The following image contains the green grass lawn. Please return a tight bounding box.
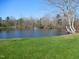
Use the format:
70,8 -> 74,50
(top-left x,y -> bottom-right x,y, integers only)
0,34 -> 79,59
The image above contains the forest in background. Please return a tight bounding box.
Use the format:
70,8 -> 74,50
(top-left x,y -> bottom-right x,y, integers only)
0,14 -> 79,32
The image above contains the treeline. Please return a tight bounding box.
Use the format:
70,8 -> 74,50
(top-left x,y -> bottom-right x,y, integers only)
0,15 -> 79,31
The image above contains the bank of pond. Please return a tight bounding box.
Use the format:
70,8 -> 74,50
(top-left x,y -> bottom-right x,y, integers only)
0,34 -> 79,59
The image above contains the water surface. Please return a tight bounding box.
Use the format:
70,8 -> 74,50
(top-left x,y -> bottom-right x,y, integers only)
0,29 -> 67,39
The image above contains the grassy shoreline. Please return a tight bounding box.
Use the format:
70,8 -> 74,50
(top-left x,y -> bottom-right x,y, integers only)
0,33 -> 79,59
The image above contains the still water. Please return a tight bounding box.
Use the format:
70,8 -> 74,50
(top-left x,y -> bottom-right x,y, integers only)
0,29 -> 67,38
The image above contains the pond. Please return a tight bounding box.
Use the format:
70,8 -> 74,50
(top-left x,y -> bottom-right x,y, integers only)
0,29 -> 67,39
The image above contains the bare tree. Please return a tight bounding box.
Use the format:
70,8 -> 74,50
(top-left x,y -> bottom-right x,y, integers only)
45,0 -> 79,33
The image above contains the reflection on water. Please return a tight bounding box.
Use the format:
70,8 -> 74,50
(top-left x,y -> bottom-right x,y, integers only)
0,28 -> 67,39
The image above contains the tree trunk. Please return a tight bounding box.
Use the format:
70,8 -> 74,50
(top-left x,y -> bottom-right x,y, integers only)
66,19 -> 76,33
66,12 -> 76,34
71,15 -> 76,32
